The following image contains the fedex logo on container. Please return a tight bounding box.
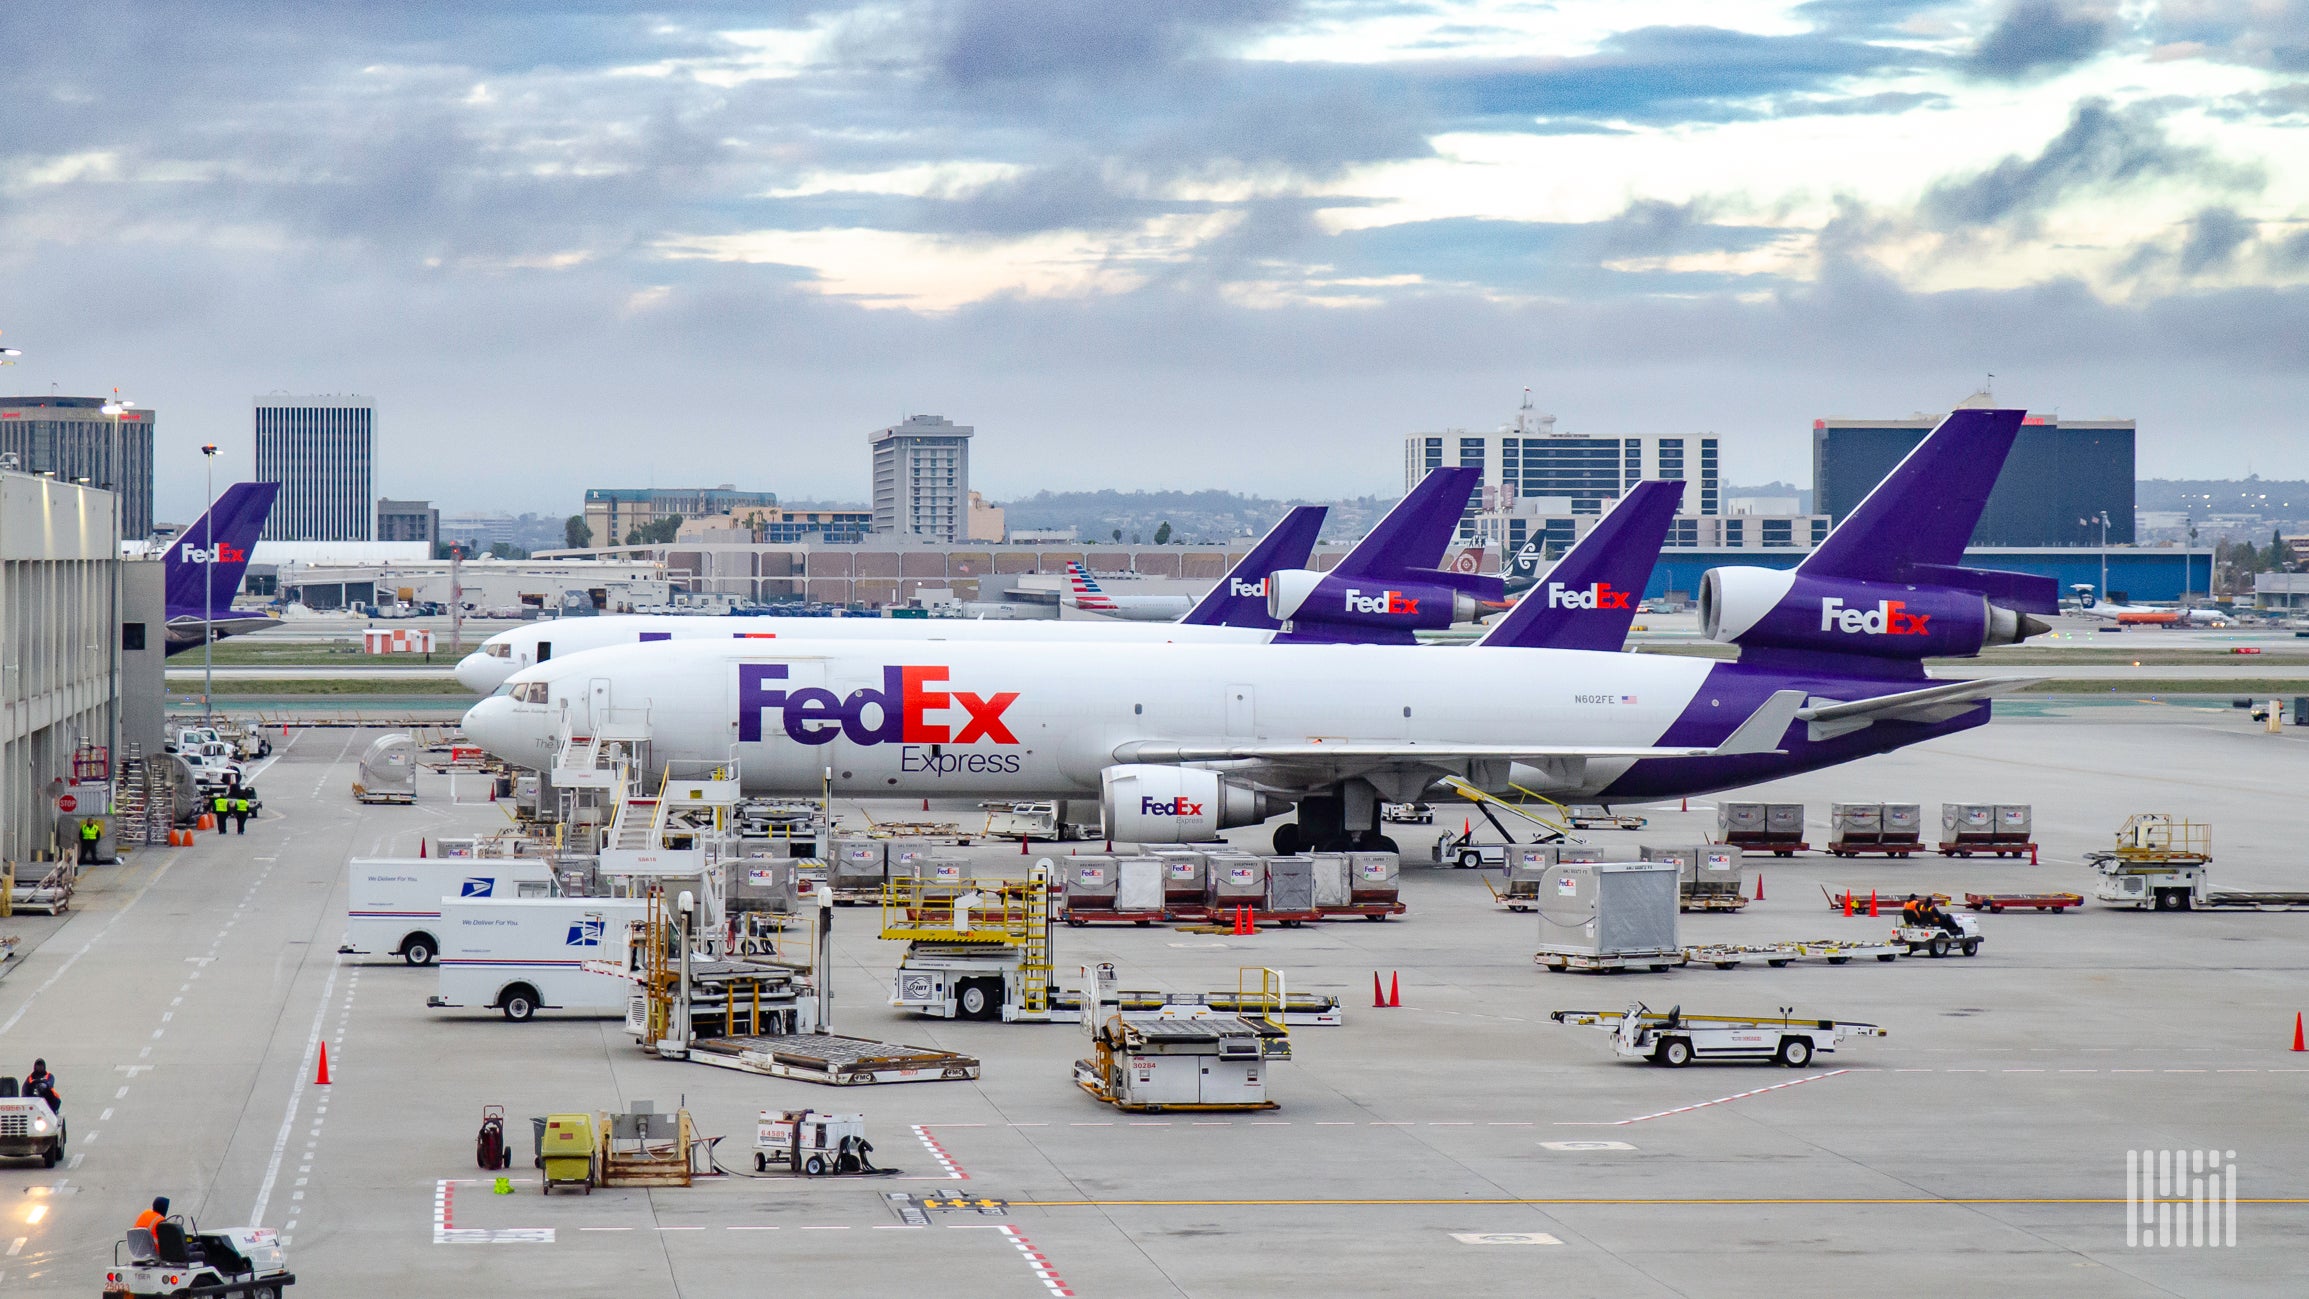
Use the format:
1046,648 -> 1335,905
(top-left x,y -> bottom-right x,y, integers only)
1139,796 -> 1205,817
1545,581 -> 1631,611
738,664 -> 1020,747
1819,596 -> 1931,636
1227,576 -> 1268,597
1343,588 -> 1420,616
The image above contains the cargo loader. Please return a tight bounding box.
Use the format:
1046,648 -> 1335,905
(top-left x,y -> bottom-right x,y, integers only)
2088,815 -> 2309,911
1551,1003 -> 1885,1068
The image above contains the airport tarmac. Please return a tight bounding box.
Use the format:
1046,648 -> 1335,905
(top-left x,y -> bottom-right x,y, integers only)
1,702 -> 2303,1296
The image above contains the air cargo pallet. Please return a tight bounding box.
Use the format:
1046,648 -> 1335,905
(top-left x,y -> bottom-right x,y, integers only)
1536,950 -> 1687,973
1318,901 -> 1407,921
1824,841 -> 1926,858
1679,892 -> 1749,913
1683,940 -> 1902,968
681,1032 -> 980,1085
1938,841 -> 2038,859
1723,838 -> 1809,858
1060,907 -> 1169,927
1964,892 -> 2081,913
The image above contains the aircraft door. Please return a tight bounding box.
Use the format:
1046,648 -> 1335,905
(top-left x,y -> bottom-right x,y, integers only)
1225,684 -> 1256,738
588,677 -> 611,732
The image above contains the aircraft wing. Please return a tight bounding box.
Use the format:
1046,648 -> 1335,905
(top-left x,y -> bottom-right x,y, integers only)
1111,690 -> 1804,783
1795,677 -> 2039,741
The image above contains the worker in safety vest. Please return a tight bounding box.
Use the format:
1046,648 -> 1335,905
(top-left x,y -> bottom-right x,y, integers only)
230,793 -> 252,835
1918,897 -> 1964,938
133,1196 -> 169,1233
78,817 -> 103,864
212,792 -> 231,835
24,1058 -> 60,1112
1899,895 -> 1924,926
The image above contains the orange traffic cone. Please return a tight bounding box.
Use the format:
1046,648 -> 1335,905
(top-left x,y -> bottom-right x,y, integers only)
315,1041 -> 332,1086
1388,973 -> 1401,1008
420,839 -> 428,858
1681,797 -> 1688,812
1754,872 -> 1764,901
1868,891 -> 1879,919
2293,1013 -> 2305,1053
1373,973 -> 1386,1008
1842,892 -> 1854,917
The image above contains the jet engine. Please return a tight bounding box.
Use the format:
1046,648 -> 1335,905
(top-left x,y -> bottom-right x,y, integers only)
1100,766 -> 1280,844
1699,567 -> 2047,661
1265,570 -> 1480,635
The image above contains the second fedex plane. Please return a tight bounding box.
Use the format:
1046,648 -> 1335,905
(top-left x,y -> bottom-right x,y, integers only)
159,482 -> 282,653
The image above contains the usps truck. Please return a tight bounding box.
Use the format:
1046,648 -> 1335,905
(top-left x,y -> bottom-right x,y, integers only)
427,896 -> 649,1021
341,857 -> 562,966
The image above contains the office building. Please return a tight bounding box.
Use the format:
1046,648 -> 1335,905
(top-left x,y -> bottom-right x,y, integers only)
376,498 -> 439,546
0,395 -> 155,539
255,394 -> 374,541
871,414 -> 972,541
1813,412 -> 2135,547
583,486 -> 779,549
1408,397 -> 1725,558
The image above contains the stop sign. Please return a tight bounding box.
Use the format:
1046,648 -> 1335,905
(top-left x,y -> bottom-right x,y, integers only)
58,793 -> 78,813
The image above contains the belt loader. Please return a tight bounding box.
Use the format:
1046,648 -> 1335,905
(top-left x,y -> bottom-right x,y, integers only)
1551,1003 -> 1885,1068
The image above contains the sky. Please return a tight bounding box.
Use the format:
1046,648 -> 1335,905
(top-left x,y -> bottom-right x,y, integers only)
2,1 -> 2305,521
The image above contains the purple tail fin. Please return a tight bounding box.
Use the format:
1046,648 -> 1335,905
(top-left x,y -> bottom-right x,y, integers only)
1476,480 -> 1682,651
1800,407 -> 2054,612
1177,505 -> 1326,628
163,482 -> 278,619
1333,468 -> 1481,582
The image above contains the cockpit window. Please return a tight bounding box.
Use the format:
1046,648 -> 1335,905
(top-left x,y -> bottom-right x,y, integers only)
511,682 -> 551,704
490,682 -> 514,698
484,643 -> 511,658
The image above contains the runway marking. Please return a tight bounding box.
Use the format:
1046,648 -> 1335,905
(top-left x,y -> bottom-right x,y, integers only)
1556,1070 -> 1851,1126
432,1178 -> 556,1244
992,1224 -> 1075,1298
250,957 -> 344,1228
911,1125 -> 968,1180
1002,1196 -> 2309,1208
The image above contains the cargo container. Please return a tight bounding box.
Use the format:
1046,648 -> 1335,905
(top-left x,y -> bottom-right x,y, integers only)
1153,850 -> 1208,910
828,839 -> 887,897
1828,804 -> 1923,858
1716,802 -> 1807,855
1347,851 -> 1401,907
1309,853 -> 1351,909
1115,858 -> 1165,914
725,858 -> 799,914
1937,803 -> 2036,857
1640,844 -> 1747,911
1062,857 -> 1119,912
1206,855 -> 1268,904
1534,862 -> 1681,971
1266,856 -> 1316,915
1883,803 -> 1923,844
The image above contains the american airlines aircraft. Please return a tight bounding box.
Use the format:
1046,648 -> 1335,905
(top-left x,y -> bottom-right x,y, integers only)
465,408 -> 2051,852
1061,562 -> 1193,621
453,468 -> 1487,693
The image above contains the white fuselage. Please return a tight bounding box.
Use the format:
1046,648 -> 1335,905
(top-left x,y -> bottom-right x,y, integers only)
455,613 -> 1266,693
463,636 -> 1721,802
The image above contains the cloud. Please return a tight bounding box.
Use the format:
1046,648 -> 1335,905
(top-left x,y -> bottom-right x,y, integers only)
1966,2 -> 2116,80
2176,205 -> 2257,274
1921,97 -> 2251,230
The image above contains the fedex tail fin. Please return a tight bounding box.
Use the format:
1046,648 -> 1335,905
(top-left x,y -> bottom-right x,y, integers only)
1331,467 -> 1489,590
1799,405 -> 2055,612
1177,505 -> 1325,628
164,482 -> 277,619
1477,480 -> 1682,650
1064,561 -> 1117,611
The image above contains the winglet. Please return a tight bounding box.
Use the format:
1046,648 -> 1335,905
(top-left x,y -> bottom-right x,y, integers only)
1476,480 -> 1682,650
1710,689 -> 1806,756
1178,505 -> 1327,628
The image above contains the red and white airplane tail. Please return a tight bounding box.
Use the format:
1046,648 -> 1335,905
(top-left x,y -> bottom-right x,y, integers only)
1064,561 -> 1119,611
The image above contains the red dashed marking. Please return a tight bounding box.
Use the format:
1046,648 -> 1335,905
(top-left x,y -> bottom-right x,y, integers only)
1001,1224 -> 1075,1297
911,1124 -> 967,1180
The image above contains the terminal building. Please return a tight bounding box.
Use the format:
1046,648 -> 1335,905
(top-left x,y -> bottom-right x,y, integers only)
0,395 -> 156,540
1814,412 -> 2135,546
256,394 -> 375,541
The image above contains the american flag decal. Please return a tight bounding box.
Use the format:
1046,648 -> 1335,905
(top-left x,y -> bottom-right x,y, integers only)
1621,695 -> 1638,704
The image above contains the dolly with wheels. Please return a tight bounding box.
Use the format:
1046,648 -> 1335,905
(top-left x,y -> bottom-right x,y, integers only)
1550,1003 -> 1885,1067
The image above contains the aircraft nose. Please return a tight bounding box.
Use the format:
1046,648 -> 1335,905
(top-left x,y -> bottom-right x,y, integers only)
455,651 -> 510,694
462,696 -> 514,759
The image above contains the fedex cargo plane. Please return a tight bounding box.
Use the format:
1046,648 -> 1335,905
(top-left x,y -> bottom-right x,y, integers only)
453,468 -> 1484,694
161,482 -> 280,654
466,407 -> 2054,853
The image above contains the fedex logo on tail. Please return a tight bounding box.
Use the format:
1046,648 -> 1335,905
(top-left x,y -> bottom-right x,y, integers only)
1227,576 -> 1268,598
739,664 -> 1020,747
1545,581 -> 1631,611
1819,596 -> 1931,636
1343,588 -> 1420,616
181,542 -> 247,565
1139,796 -> 1205,817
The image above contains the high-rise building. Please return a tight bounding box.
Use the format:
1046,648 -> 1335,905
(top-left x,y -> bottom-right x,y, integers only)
255,395 -> 374,541
0,396 -> 156,539
1406,397 -> 1723,555
376,498 -> 439,546
870,414 -> 972,541
1813,413 -> 2135,547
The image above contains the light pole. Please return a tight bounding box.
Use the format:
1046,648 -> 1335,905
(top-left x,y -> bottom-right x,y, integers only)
201,443 -> 218,722
2080,511 -> 2110,603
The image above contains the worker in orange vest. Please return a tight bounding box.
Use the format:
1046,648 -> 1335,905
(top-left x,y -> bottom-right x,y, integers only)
133,1196 -> 170,1233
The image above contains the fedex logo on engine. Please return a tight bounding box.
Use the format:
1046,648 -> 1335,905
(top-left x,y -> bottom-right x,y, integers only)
738,664 -> 1020,747
1545,581 -> 1631,611
1819,596 -> 1931,636
181,543 -> 246,564
1227,577 -> 1268,597
1139,796 -> 1205,817
1343,588 -> 1420,616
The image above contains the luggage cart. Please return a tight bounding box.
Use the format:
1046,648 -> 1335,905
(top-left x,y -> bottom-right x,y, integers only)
1964,892 -> 2080,913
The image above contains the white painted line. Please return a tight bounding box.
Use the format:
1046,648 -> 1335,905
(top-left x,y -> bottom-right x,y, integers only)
1558,1070 -> 1852,1127
250,957 -> 342,1228
100,1108 -> 114,1121
5,1239 -> 21,1257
